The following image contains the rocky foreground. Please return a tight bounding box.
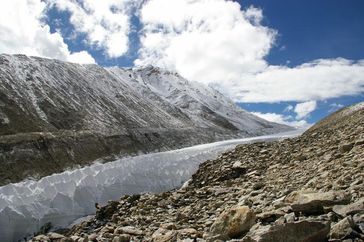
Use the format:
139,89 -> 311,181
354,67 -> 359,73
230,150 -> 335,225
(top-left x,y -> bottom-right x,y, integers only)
31,103 -> 364,242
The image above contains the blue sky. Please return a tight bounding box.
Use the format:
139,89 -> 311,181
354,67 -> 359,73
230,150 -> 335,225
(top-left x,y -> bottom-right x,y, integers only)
1,0 -> 364,126
238,0 -> 364,124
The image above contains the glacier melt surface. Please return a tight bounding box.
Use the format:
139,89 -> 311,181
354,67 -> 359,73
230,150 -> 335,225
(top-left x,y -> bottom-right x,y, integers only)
0,131 -> 301,242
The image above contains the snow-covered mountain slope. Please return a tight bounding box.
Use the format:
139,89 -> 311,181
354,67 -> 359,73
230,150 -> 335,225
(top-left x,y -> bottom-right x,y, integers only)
0,130 -> 301,242
0,54 -> 290,136
0,54 -> 293,185
108,66 -> 283,133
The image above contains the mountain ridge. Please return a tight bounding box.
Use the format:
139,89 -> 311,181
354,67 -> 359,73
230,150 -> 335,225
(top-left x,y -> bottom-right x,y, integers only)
0,54 -> 292,185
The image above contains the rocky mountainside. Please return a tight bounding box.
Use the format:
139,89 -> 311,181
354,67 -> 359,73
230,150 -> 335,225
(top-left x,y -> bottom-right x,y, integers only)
0,54 -> 291,185
36,102 -> 364,242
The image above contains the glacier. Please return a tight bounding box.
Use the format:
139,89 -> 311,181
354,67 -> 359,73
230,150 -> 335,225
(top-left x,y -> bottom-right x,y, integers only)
0,130 -> 301,242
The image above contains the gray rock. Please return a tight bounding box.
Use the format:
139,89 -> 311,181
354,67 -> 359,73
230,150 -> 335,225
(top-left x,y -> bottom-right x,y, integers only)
33,235 -> 50,242
333,198 -> 364,217
330,216 -> 355,240
243,221 -> 330,242
284,212 -> 296,223
285,190 -> 351,214
47,232 -> 65,240
114,226 -> 143,236
339,143 -> 354,153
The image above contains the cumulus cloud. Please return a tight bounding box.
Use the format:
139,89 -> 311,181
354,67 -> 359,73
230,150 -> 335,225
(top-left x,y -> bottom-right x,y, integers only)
50,0 -> 141,58
0,0 -> 95,64
294,101 -> 317,119
234,59 -> 364,103
135,0 -> 364,104
135,0 -> 275,83
68,50 -> 96,64
251,112 -> 309,128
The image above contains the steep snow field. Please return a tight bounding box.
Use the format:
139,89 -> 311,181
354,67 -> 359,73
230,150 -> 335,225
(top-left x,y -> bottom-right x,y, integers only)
0,131 -> 302,242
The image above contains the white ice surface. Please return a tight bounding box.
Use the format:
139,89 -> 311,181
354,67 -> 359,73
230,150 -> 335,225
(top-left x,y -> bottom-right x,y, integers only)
0,130 -> 302,242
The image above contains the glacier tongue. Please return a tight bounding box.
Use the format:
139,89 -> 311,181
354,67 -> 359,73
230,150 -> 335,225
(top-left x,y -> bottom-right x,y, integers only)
0,131 -> 301,242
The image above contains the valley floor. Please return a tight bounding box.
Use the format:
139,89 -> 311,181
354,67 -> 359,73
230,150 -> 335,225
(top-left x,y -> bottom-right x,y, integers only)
0,130 -> 300,242
36,104 -> 364,242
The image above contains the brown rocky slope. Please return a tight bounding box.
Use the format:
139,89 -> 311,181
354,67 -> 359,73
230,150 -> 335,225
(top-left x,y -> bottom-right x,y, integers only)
32,102 -> 364,242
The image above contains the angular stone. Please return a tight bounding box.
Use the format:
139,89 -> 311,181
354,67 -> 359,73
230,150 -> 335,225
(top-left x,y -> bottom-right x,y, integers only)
152,228 -> 177,242
333,198 -> 364,217
339,143 -> 354,153
48,232 -> 65,240
285,190 -> 351,214
114,226 -> 143,235
210,206 -> 256,239
329,216 -> 355,240
242,221 -> 330,242
284,212 -> 296,223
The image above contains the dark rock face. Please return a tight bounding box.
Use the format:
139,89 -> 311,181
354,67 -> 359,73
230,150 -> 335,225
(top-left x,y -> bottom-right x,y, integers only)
43,102 -> 363,242
0,128 -> 216,185
0,54 -> 291,185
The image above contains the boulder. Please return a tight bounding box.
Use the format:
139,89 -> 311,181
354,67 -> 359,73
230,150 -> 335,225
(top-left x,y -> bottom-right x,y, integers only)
329,216 -> 355,240
285,190 -> 351,214
333,198 -> 364,217
210,206 -> 255,239
242,221 -> 330,242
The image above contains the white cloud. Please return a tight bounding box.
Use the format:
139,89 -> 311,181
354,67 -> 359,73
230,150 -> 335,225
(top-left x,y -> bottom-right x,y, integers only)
251,112 -> 309,128
135,0 -> 364,104
68,50 -> 96,64
1,0 -> 363,107
294,101 -> 317,119
0,0 -> 95,64
233,58 -> 364,103
50,0 -> 141,58
135,0 -> 275,83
